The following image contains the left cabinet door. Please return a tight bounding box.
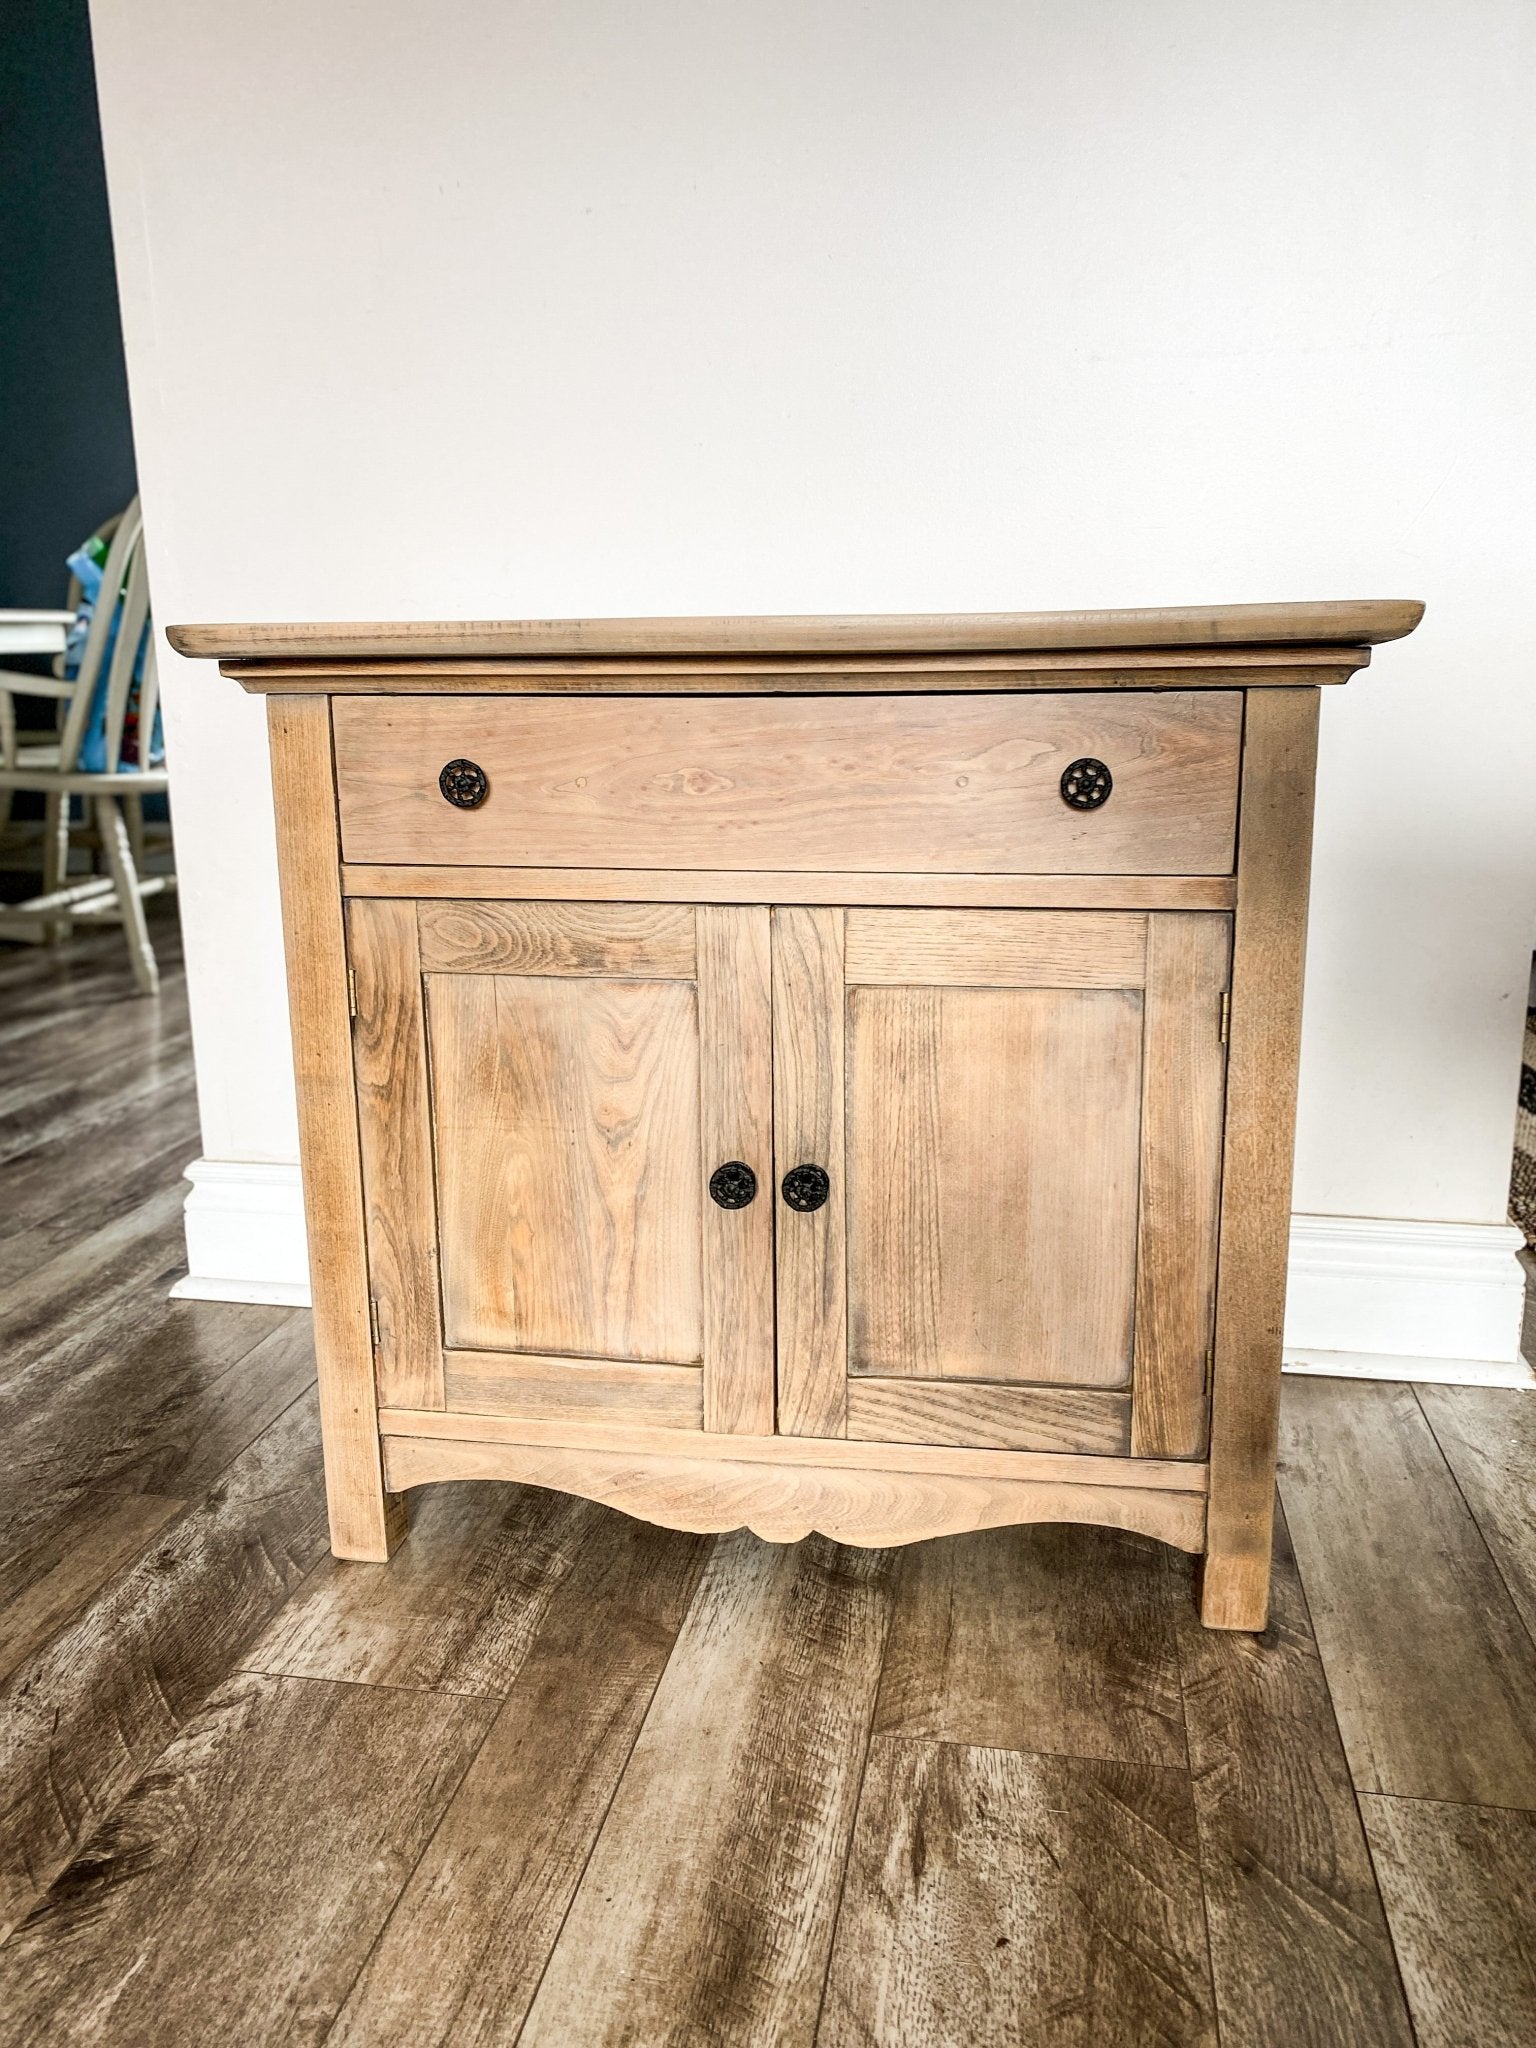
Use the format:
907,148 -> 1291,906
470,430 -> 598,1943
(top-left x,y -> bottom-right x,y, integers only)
347,898 -> 775,1436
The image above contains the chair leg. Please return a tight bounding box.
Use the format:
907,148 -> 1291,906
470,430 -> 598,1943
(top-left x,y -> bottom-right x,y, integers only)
41,793 -> 74,943
95,794 -> 159,995
124,791 -> 146,875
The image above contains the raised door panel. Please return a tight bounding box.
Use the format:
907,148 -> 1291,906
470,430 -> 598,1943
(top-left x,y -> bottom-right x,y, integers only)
774,906 -> 1229,1458
349,899 -> 774,1435
428,971 -> 702,1361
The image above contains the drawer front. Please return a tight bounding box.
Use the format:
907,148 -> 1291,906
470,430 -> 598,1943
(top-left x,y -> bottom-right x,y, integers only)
333,690 -> 1241,875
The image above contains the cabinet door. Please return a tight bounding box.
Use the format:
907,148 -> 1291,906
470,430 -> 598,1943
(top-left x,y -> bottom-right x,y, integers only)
773,907 -> 1228,1458
348,899 -> 774,1435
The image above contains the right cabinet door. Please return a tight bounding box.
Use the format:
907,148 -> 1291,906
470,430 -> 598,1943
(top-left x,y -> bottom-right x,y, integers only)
772,907 -> 1230,1459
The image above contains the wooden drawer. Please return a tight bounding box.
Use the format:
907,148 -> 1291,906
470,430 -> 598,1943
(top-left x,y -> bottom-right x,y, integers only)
332,691 -> 1242,875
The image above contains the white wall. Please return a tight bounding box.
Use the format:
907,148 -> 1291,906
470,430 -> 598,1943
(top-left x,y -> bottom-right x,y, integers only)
92,0 -> 1536,1360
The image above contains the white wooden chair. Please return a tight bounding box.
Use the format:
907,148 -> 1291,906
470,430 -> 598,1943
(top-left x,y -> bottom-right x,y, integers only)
0,499 -> 174,993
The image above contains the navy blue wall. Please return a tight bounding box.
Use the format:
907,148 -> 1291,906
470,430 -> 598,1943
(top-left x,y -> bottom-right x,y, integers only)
0,0 -> 136,606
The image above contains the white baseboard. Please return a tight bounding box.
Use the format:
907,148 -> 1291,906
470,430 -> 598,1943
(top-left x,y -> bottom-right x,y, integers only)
1283,1214 -> 1532,1388
169,1157 -> 313,1308
166,1162 -> 1532,1388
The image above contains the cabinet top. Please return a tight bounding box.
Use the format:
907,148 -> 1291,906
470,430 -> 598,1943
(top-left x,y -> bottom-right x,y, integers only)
168,598 -> 1422,667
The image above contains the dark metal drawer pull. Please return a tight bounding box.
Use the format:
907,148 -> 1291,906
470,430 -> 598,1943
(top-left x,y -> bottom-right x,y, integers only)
1060,757 -> 1112,809
439,758 -> 489,808
781,1164 -> 830,1212
709,1161 -> 758,1209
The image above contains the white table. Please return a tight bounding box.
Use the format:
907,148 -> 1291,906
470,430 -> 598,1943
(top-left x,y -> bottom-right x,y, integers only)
0,610 -> 74,658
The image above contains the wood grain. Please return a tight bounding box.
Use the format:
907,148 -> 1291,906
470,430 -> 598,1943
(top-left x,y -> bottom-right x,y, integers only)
427,971 -> 703,1363
1416,1381 -> 1536,1641
380,1434 -> 1207,1551
1131,912 -> 1230,1458
1170,1500 -> 1415,2047
846,983 -> 1142,1386
773,906 -> 848,1436
1202,688 -> 1320,1628
345,863 -> 1239,910
697,904 -> 775,1433
844,905 -> 1148,986
267,694 -> 405,1559
1362,1794 -> 1536,2048
819,1741 -> 1216,2048
328,1509 -> 708,2047
0,1670 -> 493,2047
444,1350 -> 703,1428
243,1480 -> 606,1698
1279,1375 -> 1536,1804
0,1389 -> 329,1943
0,1492 -> 184,1687
876,1522 -> 1187,1765
377,1405 -> 1206,1488
417,898 -> 695,977
518,1532 -> 892,2048
168,595 -> 1424,661
331,691 -> 1243,875
845,1377 -> 1131,1454
348,896 -> 443,1409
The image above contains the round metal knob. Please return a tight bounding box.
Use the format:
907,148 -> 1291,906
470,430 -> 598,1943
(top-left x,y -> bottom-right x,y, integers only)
708,1161 -> 758,1209
1060,757 -> 1112,810
781,1163 -> 831,1213
439,758 -> 489,809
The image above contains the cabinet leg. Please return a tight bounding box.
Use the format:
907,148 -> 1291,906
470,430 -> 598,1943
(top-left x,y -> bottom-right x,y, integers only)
326,1472 -> 410,1562
1198,1546 -> 1273,1631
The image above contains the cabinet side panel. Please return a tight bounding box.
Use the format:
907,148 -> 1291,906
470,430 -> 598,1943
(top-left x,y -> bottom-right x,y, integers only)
773,906 -> 849,1437
266,695 -> 405,1559
1203,690 -> 1320,1627
1131,913 -> 1232,1458
347,897 -> 444,1410
698,905 -> 775,1434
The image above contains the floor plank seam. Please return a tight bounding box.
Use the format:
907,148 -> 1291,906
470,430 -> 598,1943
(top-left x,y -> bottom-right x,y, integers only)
1275,1475 -> 1424,2037
1410,1379 -> 1536,1675
495,1530 -> 722,2048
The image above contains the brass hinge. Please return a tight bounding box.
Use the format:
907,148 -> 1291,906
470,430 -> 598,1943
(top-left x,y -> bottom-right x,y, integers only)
1205,1344 -> 1216,1396
368,1295 -> 380,1351
347,965 -> 358,1020
1219,990 -> 1231,1044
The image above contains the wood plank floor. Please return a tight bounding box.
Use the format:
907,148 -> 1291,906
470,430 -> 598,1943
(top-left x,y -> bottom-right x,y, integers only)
2,915 -> 1535,2043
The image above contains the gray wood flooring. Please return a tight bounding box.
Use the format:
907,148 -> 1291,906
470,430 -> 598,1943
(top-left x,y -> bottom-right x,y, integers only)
2,916 -> 1534,2045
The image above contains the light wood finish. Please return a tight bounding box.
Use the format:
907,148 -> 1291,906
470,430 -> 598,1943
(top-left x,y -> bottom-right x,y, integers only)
379,1433 -> 1208,1551
843,904 -> 1148,986
1130,913 -> 1231,1457
219,650 -> 1368,693
267,695 -> 406,1559
845,1378 -> 1131,1454
168,595 -> 1424,660
443,1350 -> 703,1428
772,906 -> 848,1437
347,897 -> 442,1410
417,896 -> 696,977
1361,1795 -> 1536,2048
820,1741 -> 1215,2048
428,970 -> 704,1363
331,691 -> 1243,875
375,1404 -> 1207,1489
345,862 -> 1239,909
1279,1375 -> 1536,1805
697,904 -> 775,1433
1200,688 -> 1319,1627
846,980 -> 1143,1388
1171,1501 -> 1416,2046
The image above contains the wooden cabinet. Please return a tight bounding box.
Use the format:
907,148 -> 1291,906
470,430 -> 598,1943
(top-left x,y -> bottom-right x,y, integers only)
172,600 -> 1423,1629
